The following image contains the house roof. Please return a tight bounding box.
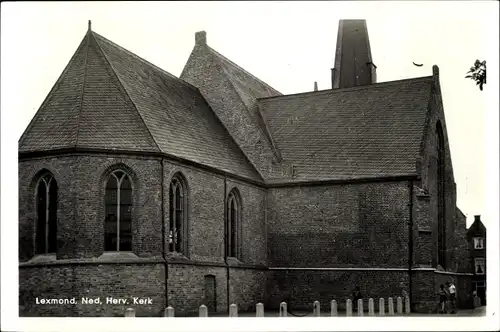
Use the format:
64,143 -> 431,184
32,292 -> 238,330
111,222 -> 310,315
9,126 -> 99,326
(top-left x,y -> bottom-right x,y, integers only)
467,216 -> 487,237
19,30 -> 262,181
258,76 -> 433,181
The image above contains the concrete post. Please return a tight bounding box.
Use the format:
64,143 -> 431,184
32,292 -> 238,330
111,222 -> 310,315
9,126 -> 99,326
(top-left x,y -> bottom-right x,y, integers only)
256,303 -> 264,317
346,299 -> 352,316
388,297 -> 394,315
199,304 -> 208,317
397,297 -> 403,314
165,306 -> 175,317
124,308 -> 135,317
405,296 -> 411,314
229,304 -> 238,317
331,300 -> 338,316
279,302 -> 287,317
379,298 -> 385,316
368,298 -> 374,316
313,301 -> 320,317
357,299 -> 363,316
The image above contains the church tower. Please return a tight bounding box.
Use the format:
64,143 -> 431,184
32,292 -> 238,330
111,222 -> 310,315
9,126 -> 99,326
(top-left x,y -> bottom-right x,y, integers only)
331,19 -> 377,89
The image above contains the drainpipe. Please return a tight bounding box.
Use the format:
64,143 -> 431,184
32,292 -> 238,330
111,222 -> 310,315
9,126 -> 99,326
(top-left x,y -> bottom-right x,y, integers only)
161,159 -> 169,307
408,180 -> 414,311
224,175 -> 230,312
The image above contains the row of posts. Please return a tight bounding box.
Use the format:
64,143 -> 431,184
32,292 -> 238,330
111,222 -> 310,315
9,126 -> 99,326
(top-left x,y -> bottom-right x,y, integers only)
125,296 -> 410,317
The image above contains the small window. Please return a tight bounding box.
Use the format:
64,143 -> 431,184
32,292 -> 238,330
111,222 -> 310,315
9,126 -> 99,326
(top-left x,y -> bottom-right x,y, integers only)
473,237 -> 484,249
475,258 -> 485,275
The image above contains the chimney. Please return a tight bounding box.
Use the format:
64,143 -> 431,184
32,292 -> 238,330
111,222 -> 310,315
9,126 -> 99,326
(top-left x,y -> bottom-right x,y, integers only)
314,82 -> 318,91
474,215 -> 481,222
195,31 -> 207,46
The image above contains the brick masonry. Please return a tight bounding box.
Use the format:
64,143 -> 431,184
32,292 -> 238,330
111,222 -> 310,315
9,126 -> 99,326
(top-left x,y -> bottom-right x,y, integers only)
267,181 -> 410,268
19,154 -> 268,316
266,269 -> 409,311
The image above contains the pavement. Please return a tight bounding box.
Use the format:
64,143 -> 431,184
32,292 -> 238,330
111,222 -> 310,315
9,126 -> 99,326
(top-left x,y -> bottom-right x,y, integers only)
208,306 -> 486,317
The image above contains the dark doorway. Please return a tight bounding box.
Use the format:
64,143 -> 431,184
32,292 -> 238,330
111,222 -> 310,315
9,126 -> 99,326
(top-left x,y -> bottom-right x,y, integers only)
204,275 -> 216,313
475,281 -> 486,305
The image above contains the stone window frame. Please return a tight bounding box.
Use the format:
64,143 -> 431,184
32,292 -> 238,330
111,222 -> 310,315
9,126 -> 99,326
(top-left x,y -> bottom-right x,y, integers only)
225,188 -> 242,260
474,257 -> 485,275
34,170 -> 58,255
168,172 -> 189,255
473,237 -> 484,250
102,165 -> 136,253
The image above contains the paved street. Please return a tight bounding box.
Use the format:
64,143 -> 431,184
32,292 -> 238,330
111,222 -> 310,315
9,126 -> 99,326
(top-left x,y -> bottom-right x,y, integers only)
208,306 -> 486,318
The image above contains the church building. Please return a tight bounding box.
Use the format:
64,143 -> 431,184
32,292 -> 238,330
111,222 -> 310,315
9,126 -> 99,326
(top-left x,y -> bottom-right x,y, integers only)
19,19 -> 472,316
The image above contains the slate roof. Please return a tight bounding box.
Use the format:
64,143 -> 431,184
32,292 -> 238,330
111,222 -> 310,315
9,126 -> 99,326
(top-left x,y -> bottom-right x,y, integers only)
467,217 -> 486,237
258,77 -> 434,181
19,30 -> 262,181
208,47 -> 282,107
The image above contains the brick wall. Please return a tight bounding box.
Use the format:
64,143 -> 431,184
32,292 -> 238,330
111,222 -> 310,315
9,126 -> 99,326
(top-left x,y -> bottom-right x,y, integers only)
19,154 -> 163,260
416,68 -> 459,271
19,262 -> 165,317
19,154 -> 268,316
267,181 -> 410,268
267,269 -> 409,311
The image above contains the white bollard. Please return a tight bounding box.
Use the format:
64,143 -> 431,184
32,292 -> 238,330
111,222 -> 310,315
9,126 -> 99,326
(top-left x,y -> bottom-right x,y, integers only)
388,297 -> 394,316
346,299 -> 352,316
280,302 -> 287,317
124,308 -> 135,317
368,298 -> 375,316
405,296 -> 411,314
313,301 -> 320,317
357,299 -> 363,316
229,304 -> 238,317
379,298 -> 385,316
397,297 -> 403,314
164,306 -> 175,317
199,304 -> 208,317
256,303 -> 264,317
331,300 -> 338,316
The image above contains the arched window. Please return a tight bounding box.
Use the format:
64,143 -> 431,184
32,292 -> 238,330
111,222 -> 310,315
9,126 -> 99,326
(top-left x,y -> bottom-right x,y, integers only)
104,170 -> 132,251
36,172 -> 58,254
169,174 -> 188,254
226,189 -> 241,258
436,121 -> 446,267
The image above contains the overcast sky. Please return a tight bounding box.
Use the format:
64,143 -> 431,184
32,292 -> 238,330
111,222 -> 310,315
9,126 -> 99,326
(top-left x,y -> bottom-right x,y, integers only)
1,1 -> 498,227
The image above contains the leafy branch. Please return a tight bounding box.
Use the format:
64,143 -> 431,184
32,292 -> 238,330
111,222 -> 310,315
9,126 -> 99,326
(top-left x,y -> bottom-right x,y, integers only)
465,60 -> 486,91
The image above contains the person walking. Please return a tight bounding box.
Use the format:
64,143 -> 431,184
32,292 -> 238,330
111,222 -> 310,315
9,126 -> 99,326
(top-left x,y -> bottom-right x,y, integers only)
438,284 -> 448,314
446,281 -> 457,314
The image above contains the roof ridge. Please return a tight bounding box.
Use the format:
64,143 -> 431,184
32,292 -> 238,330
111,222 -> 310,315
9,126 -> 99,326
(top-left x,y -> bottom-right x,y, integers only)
91,32 -> 197,91
258,76 -> 434,102
208,46 -> 282,95
74,31 -> 91,148
92,32 -> 162,153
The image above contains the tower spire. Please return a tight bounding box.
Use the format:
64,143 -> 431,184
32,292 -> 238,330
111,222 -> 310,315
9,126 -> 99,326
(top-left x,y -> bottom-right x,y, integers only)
332,20 -> 377,89
88,20 -> 92,31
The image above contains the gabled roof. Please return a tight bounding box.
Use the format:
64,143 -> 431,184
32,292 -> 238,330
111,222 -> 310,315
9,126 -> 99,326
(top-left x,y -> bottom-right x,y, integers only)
258,77 -> 433,181
467,216 -> 487,237
19,29 -> 262,181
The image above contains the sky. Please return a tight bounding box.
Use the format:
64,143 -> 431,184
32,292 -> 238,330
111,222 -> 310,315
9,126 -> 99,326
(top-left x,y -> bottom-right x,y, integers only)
1,1 -> 499,330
